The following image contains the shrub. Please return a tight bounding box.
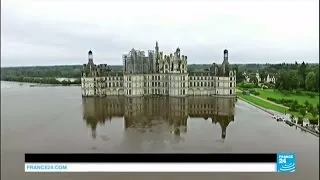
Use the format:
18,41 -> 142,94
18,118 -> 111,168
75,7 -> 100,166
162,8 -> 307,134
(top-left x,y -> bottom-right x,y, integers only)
306,92 -> 316,98
253,92 -> 260,96
289,103 -> 297,111
248,89 -> 260,96
239,83 -> 255,89
295,89 -> 302,95
297,117 -> 303,124
267,97 -> 277,102
307,104 -> 314,113
309,119 -> 319,125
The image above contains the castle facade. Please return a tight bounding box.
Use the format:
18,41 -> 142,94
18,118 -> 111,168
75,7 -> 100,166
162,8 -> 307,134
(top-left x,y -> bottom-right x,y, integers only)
81,42 -> 236,97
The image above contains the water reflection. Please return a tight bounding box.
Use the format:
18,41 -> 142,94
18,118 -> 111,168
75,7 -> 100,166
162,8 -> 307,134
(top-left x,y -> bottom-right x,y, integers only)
82,96 -> 235,141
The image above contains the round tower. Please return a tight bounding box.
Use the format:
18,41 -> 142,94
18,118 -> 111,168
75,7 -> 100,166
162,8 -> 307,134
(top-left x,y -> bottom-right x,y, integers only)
176,47 -> 180,58
88,50 -> 94,66
223,49 -> 228,62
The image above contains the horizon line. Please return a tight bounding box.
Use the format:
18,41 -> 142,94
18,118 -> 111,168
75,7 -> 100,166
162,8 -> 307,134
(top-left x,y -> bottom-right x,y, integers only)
1,62 -> 319,68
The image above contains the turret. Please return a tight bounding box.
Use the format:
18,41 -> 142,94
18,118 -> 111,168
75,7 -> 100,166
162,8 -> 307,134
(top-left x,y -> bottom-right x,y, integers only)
155,41 -> 160,73
88,50 -> 94,66
221,49 -> 230,76
176,47 -> 180,58
223,49 -> 228,63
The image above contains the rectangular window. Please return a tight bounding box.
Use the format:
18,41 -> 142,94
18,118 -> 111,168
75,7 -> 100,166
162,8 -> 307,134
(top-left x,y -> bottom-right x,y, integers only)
230,82 -> 232,87
230,89 -> 232,94
218,82 -> 219,87
190,82 -> 192,87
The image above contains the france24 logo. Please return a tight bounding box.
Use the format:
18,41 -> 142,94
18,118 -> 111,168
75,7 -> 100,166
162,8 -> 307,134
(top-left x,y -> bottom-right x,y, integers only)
277,152 -> 296,172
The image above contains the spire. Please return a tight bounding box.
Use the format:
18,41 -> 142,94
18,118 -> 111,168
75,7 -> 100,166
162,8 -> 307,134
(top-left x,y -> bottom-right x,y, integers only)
88,50 -> 94,68
155,41 -> 159,73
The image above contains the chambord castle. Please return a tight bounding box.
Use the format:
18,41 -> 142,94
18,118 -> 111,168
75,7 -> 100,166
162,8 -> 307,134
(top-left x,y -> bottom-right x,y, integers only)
81,42 -> 236,97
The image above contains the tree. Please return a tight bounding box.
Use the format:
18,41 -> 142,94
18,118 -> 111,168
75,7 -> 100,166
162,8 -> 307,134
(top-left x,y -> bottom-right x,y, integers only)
310,108 -> 319,125
304,100 -> 309,107
289,70 -> 299,89
259,70 -> 267,83
305,72 -> 316,91
311,108 -> 318,119
249,74 -> 258,86
276,69 -> 290,90
315,68 -> 319,92
290,114 -> 295,123
300,108 -> 306,120
298,61 -> 307,88
297,116 -> 303,125
307,104 -> 314,113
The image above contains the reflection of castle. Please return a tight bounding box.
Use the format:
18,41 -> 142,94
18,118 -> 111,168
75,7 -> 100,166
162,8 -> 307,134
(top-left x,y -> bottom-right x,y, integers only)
82,97 -> 125,138
82,96 -> 235,140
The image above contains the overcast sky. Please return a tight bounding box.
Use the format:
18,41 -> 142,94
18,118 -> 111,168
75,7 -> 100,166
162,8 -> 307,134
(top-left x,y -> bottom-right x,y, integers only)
1,0 -> 319,67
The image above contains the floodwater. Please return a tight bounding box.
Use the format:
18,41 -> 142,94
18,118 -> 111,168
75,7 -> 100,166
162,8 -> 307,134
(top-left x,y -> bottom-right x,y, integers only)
1,81 -> 319,180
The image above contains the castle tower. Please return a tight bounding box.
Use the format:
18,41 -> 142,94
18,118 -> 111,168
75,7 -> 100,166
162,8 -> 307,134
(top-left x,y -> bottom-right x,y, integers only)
155,41 -> 160,73
223,49 -> 228,63
176,47 -> 180,58
88,50 -> 94,68
221,49 -> 230,76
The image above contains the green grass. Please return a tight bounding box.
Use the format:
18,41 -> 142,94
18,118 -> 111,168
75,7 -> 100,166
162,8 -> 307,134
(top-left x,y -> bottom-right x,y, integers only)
237,93 -> 288,113
254,88 -> 319,107
237,92 -> 314,119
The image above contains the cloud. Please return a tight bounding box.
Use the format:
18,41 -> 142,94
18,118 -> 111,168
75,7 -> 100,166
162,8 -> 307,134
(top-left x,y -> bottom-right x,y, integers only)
1,0 -> 319,66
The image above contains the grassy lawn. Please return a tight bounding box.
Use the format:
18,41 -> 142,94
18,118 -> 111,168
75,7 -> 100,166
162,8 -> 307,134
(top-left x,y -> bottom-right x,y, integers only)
237,92 -> 314,119
237,93 -> 288,113
254,88 -> 319,107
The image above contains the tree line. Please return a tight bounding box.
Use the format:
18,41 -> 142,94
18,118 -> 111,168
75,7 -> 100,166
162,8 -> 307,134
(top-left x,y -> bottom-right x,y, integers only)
1,63 -> 319,91
273,62 -> 319,92
2,76 -> 81,85
236,62 -> 319,92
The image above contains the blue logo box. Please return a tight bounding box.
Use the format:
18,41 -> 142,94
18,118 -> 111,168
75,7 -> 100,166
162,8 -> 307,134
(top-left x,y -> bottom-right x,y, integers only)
277,152 -> 296,172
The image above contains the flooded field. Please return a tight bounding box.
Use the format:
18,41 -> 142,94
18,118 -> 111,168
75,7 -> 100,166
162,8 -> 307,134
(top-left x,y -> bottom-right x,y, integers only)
1,81 -> 319,180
